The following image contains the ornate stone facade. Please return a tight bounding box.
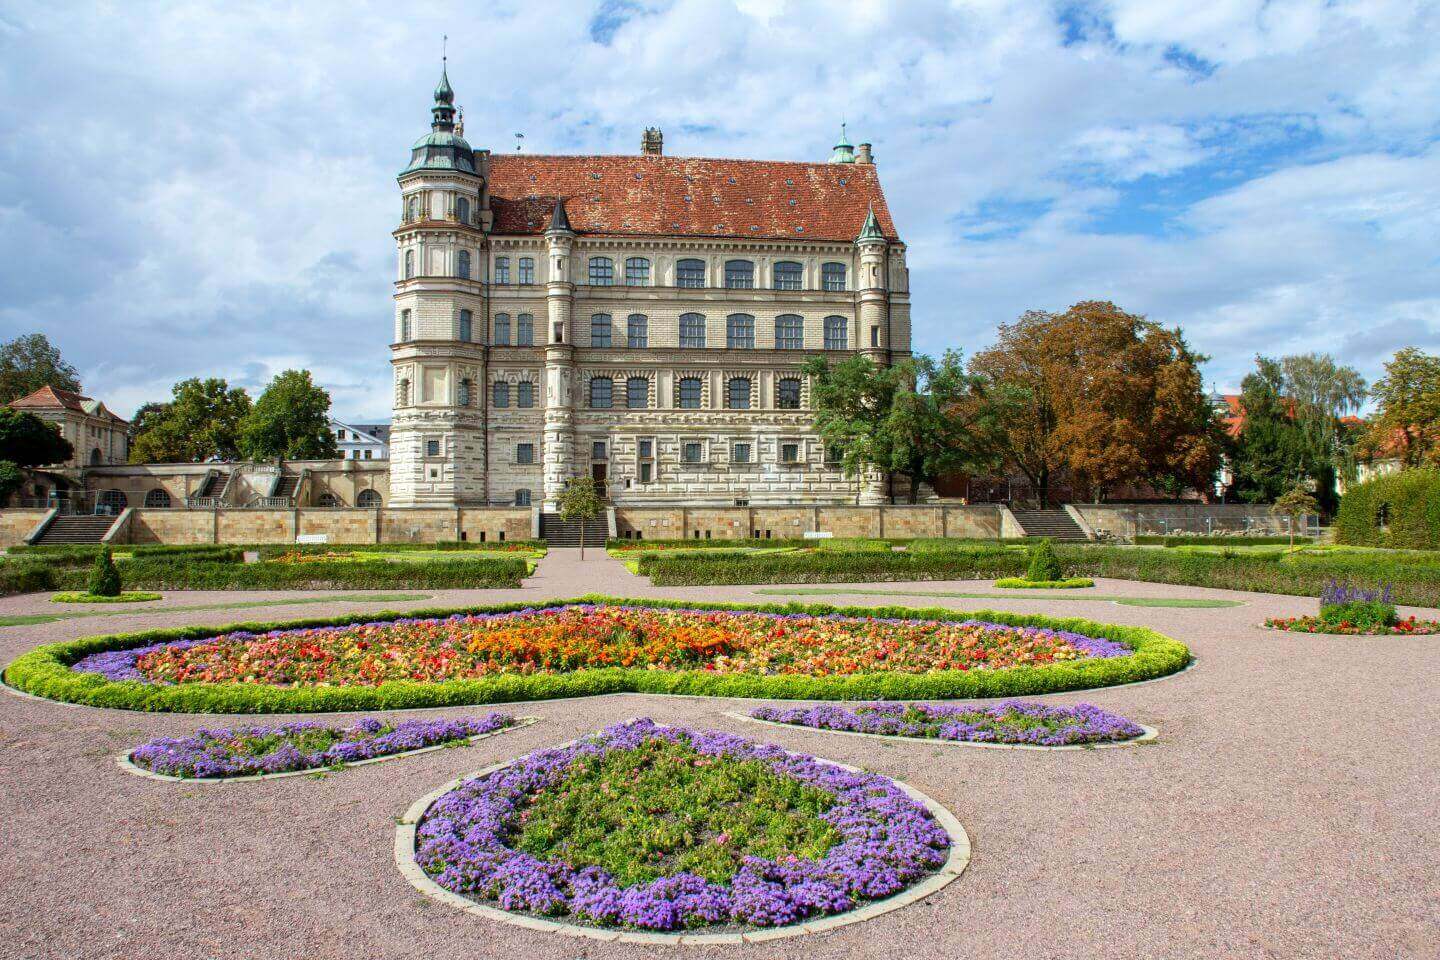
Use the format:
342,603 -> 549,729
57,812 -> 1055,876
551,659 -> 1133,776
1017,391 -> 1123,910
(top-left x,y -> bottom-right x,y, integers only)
389,69 -> 911,509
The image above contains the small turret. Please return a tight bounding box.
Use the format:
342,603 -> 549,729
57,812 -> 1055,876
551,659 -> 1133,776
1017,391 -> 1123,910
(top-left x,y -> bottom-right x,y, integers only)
856,205 -> 886,243
547,197 -> 573,234
641,127 -> 663,155
401,62 -> 476,176
828,123 -> 856,164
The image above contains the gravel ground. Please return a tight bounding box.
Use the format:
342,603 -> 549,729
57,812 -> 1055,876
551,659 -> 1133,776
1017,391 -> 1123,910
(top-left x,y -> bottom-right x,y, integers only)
0,549 -> 1436,960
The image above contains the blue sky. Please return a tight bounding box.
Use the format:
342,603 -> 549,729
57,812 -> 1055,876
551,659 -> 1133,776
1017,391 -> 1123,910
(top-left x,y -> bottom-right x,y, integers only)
1,0 -> 1437,420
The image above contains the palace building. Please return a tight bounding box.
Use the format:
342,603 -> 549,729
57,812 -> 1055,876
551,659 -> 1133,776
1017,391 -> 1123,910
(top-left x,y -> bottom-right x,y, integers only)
388,67 -> 912,509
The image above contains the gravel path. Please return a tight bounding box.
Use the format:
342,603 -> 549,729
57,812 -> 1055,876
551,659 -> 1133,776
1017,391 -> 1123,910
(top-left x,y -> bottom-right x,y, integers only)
0,549 -> 1435,959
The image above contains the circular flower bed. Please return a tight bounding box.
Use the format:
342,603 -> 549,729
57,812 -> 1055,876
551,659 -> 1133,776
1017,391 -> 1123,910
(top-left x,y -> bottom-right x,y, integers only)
51,591 -> 162,604
750,701 -> 1147,747
1264,615 -> 1440,635
128,713 -> 517,779
408,719 -> 959,934
4,597 -> 1191,712
993,578 -> 1095,590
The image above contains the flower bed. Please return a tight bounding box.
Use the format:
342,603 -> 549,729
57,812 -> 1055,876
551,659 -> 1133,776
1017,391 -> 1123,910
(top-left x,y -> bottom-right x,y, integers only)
1263,615 -> 1440,635
750,701 -> 1146,746
411,719 -> 955,933
51,591 -> 162,604
993,577 -> 1095,590
129,713 -> 516,779
3,596 -> 1190,713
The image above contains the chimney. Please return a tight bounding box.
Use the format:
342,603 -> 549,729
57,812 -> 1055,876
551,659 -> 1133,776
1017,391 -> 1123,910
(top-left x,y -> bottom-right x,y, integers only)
641,127 -> 663,155
856,142 -> 873,164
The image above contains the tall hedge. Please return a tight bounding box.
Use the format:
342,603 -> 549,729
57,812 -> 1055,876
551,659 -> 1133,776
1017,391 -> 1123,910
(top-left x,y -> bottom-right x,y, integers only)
1336,469 -> 1440,550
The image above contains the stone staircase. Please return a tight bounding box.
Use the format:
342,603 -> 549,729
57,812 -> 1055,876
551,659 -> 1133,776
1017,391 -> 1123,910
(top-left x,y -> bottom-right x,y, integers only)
540,513 -> 609,547
1011,508 -> 1090,541
196,472 -> 227,498
33,514 -> 117,545
272,475 -> 298,499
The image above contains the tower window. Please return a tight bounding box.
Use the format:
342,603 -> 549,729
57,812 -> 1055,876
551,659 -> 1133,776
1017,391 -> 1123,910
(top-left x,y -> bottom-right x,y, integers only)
726,314 -> 754,349
776,314 -> 804,350
626,376 -> 648,409
458,378 -> 472,406
726,377 -> 752,409
517,381 -> 535,408
494,313 -> 511,345
589,376 -> 613,409
777,378 -> 802,409
821,262 -> 847,291
773,261 -> 803,290
724,259 -> 754,289
517,313 -> 534,346
426,439 -> 441,457
457,249 -> 471,280
625,257 -> 650,285
406,195 -> 420,221
495,256 -> 510,284
871,326 -> 880,348
677,377 -> 702,409
456,196 -> 470,224
627,313 -> 648,348
676,258 -> 705,288
588,256 -> 614,285
403,249 -> 415,279
824,315 -> 847,350
518,256 -> 535,284
399,309 -> 411,342
591,314 -> 612,348
492,381 -> 510,408
459,309 -> 473,342
516,443 -> 535,465
679,313 -> 706,348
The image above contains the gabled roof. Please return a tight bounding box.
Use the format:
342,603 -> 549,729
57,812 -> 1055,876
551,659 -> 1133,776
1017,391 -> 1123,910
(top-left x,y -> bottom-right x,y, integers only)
486,154 -> 900,243
330,419 -> 391,444
9,385 -> 129,425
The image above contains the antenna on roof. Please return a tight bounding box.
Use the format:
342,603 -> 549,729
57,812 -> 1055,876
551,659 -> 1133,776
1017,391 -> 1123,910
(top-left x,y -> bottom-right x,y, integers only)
442,34 -> 448,64
514,132 -> 524,152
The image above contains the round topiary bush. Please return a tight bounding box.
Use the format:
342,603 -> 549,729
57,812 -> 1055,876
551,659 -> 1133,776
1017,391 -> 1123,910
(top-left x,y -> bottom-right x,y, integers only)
1335,468 -> 1440,549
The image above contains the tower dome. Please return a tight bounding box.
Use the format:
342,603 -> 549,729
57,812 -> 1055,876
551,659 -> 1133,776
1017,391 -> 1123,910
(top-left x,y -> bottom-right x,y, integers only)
401,65 -> 475,176
828,123 -> 856,164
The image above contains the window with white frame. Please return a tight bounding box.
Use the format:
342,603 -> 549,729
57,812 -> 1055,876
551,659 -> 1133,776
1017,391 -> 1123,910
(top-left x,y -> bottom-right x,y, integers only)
588,256 -> 614,285
515,488 -> 532,506
677,377 -> 702,408
724,259 -> 754,288
776,314 -> 804,350
589,376 -> 613,409
726,377 -> 751,409
777,377 -> 802,409
726,314 -> 754,349
495,256 -> 510,284
626,376 -> 648,409
627,314 -> 648,348
732,441 -> 752,464
823,315 -> 847,350
591,314 -> 612,348
406,195 -> 420,221
517,313 -> 534,346
679,313 -> 706,348
518,257 -> 535,284
404,249 -> 414,279
494,313 -> 511,345
821,262 -> 847,291
676,258 -> 705,287
773,261 -> 803,290
625,257 -> 650,285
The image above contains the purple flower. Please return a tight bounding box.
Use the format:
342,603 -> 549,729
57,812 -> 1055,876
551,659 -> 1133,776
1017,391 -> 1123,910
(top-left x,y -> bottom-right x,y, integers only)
752,700 -> 1144,746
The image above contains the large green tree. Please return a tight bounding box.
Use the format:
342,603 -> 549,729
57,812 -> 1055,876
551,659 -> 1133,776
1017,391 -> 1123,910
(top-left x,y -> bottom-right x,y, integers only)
0,333 -> 81,403
238,370 -> 337,461
0,407 -> 74,505
129,378 -> 252,463
804,351 -> 1012,504
1365,347 -> 1440,467
1229,357 -> 1318,504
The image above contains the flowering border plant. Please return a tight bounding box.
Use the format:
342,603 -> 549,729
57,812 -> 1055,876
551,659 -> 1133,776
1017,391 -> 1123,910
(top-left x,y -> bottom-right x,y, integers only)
750,700 -> 1145,746
412,719 -> 951,931
1266,579 -> 1438,635
130,713 -> 515,779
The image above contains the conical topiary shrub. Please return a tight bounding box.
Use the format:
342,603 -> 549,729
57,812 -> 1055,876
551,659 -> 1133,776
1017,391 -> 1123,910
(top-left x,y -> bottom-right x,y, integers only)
1026,538 -> 1063,583
87,546 -> 122,598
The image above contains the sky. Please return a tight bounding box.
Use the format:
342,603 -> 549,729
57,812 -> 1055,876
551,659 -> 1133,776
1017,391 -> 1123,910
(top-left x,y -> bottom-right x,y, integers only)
0,0 -> 1437,421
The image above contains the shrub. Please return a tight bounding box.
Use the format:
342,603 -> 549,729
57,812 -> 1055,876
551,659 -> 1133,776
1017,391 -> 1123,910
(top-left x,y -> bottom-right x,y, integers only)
52,555 -> 527,591
1318,580 -> 1397,629
640,546 -> 1026,586
2,595 -> 1191,714
1335,468 -> 1440,550
1134,535 -> 1312,547
0,561 -> 56,596
1025,538 -> 1063,582
87,547 -> 122,597
994,577 -> 1094,589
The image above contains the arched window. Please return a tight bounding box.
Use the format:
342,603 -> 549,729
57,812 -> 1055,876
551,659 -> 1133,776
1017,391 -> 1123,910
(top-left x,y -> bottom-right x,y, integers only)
775,314 -> 804,350
517,257 -> 535,284
676,258 -> 705,288
517,314 -> 534,346
456,196 -> 470,224
515,489 -> 532,507
316,493 -> 341,508
824,315 -> 848,350
97,489 -> 127,514
459,309 -> 473,342
492,381 -> 511,408
821,262 -> 847,291
626,377 -> 649,409
627,314 -> 648,348
143,488 -> 171,508
625,257 -> 650,285
591,314 -> 612,348
679,313 -> 706,348
777,378 -> 802,409
677,377 -> 702,409
457,249 -> 471,279
89,448 -> 102,465
494,256 -> 510,284
494,313 -> 511,345
724,259 -> 754,289
458,378 -> 472,406
399,309 -> 411,341
773,261 -> 803,290
517,381 -> 535,408
588,256 -> 614,285
726,314 -> 754,349
726,377 -> 752,409
406,195 -> 420,221
357,489 -> 382,508
403,249 -> 415,279
589,377 -> 613,409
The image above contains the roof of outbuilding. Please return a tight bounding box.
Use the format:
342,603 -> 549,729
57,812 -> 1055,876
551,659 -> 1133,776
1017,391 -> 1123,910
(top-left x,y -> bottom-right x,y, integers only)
486,154 -> 899,243
8,385 -> 129,425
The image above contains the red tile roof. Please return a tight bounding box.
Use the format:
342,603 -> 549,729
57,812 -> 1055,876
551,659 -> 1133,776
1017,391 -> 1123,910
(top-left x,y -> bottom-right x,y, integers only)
9,385 -> 128,424
486,154 -> 899,243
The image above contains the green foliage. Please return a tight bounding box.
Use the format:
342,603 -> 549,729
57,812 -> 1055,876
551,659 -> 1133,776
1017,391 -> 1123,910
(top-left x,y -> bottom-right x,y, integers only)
1365,347 -> 1440,467
514,736 -> 839,886
0,407 -> 74,466
0,561 -> 56,596
86,547 -> 122,597
1025,538 -> 1063,581
1335,469 -> 1440,550
0,460 -> 23,503
0,333 -> 81,404
556,477 -> 604,523
994,577 -> 1094,589
238,369 -> 337,461
129,378 -> 252,463
1,596 -> 1190,713
51,591 -> 162,604
1318,600 -> 1397,629
1134,535 -> 1312,546
48,555 -> 527,591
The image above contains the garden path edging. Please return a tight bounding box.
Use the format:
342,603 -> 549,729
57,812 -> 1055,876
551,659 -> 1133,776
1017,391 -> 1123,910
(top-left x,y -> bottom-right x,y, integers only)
393,720 -> 972,945
115,716 -> 540,783
727,711 -> 1159,751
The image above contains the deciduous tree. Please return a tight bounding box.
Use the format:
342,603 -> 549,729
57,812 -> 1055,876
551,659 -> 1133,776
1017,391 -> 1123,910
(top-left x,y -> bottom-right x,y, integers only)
1365,347 -> 1440,468
0,407 -> 74,466
129,378 -> 252,463
238,370 -> 337,461
555,476 -> 604,559
0,333 -> 81,403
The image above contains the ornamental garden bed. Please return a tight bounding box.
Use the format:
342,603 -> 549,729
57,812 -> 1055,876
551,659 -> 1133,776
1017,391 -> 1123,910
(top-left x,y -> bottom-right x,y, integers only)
2,597 -> 1190,713
399,718 -> 968,941
741,701 -> 1153,749
1263,615 -> 1440,635
121,713 -> 529,781
1264,580 -> 1440,635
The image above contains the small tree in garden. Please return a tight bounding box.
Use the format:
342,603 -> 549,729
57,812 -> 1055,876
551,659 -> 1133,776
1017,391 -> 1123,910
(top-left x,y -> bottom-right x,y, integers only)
556,477 -> 604,559
1026,538 -> 1063,583
87,546 -> 122,598
1272,483 -> 1319,549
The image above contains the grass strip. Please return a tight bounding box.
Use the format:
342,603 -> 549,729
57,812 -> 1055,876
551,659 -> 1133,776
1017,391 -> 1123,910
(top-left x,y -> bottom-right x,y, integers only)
752,587 -> 1242,608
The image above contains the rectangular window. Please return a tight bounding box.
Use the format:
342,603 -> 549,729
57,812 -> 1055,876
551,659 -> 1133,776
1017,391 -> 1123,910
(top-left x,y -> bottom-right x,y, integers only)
592,441 -> 607,460
495,257 -> 510,284
517,381 -> 535,408
517,314 -> 534,346
732,442 -> 752,464
871,326 -> 880,347
492,382 -> 510,408
822,262 -> 847,291
639,438 -> 654,458
515,489 -> 532,506
781,442 -> 799,463
364,449 -> 373,459
588,257 -> 614,285
677,378 -> 702,409
825,444 -> 843,464
682,442 -> 703,464
590,314 -> 612,348
494,314 -> 511,345
639,461 -> 653,483
626,377 -> 648,409
518,257 -> 535,284
627,314 -> 648,348
426,439 -> 441,457
676,259 -> 705,288
516,443 -> 535,465
625,258 -> 650,285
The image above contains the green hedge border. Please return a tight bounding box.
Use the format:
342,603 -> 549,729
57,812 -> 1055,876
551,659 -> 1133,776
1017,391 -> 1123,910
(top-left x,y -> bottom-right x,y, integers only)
993,577 -> 1095,589
2,595 -> 1191,714
51,591 -> 163,604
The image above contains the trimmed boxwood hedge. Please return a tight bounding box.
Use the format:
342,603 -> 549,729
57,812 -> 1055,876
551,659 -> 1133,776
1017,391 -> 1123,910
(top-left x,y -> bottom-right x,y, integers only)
1336,469 -> 1440,550
994,577 -> 1095,589
42,555 -> 528,591
1,595 -> 1191,714
1133,535 -> 1313,547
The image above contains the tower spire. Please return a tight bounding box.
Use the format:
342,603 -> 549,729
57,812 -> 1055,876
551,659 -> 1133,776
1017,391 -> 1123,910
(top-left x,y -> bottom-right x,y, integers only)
431,41 -> 456,132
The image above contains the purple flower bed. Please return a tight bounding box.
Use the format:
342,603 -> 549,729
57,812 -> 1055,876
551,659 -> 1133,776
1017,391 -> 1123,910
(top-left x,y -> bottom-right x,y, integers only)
751,701 -> 1146,746
130,713 -> 515,779
412,718 -> 952,931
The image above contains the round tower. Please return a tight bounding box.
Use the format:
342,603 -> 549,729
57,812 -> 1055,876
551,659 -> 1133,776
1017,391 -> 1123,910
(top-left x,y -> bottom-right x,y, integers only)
541,199 -> 577,509
855,205 -> 891,505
